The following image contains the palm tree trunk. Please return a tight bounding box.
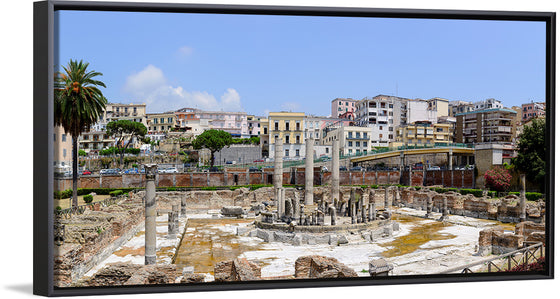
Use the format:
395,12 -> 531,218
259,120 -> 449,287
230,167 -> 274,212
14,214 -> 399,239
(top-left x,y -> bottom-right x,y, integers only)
72,136 -> 79,208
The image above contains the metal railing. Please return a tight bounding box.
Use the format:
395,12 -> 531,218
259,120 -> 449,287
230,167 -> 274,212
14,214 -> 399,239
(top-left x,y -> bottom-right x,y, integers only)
439,242 -> 544,274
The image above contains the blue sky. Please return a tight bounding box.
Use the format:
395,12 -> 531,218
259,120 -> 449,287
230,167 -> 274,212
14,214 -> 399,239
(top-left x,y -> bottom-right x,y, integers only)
55,10 -> 546,116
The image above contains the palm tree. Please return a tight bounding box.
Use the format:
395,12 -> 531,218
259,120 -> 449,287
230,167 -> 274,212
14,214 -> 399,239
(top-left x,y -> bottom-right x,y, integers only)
55,60 -> 107,208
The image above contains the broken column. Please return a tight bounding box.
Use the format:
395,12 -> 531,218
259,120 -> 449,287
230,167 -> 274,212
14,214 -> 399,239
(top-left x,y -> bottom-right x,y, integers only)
361,191 -> 368,223
350,188 -> 356,224
168,204 -> 179,239
329,205 -> 336,225
305,136 -> 314,205
384,187 -> 392,218
439,195 -> 449,221
426,194 -> 433,217
144,164 -> 157,265
180,195 -> 186,218
520,174 -> 527,222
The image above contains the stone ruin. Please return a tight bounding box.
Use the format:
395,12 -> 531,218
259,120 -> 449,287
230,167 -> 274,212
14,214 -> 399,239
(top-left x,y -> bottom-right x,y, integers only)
477,221 -> 546,255
294,255 -> 358,279
79,263 -> 177,286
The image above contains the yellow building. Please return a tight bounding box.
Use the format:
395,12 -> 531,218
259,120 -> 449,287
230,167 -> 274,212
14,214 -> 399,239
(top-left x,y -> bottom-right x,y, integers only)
427,97 -> 450,118
266,112 -> 306,159
396,121 -> 453,146
147,112 -> 178,133
53,125 -> 73,173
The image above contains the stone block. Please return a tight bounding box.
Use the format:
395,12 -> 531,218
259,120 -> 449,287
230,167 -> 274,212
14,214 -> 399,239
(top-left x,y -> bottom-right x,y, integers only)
294,255 -> 357,279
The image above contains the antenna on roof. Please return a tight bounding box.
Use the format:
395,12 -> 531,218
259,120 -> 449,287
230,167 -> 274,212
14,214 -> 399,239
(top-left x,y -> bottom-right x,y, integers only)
396,82 -> 398,97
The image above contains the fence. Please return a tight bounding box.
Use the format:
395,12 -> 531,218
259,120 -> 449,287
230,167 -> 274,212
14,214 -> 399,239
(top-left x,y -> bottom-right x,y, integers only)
439,242 -> 545,274
54,195 -> 122,218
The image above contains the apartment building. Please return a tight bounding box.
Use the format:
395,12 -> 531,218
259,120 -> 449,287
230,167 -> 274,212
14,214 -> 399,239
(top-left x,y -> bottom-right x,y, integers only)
79,131 -> 113,153
147,112 -> 178,133
331,98 -> 357,119
266,112 -> 306,159
303,115 -> 349,146
521,102 -> 546,122
247,115 -> 265,137
322,124 -> 372,156
473,98 -> 503,111
448,100 -> 474,117
355,95 -> 405,147
395,121 -> 453,147
196,110 -> 249,137
94,103 -> 148,130
427,97 -> 450,118
53,125 -> 73,173
455,108 -> 517,144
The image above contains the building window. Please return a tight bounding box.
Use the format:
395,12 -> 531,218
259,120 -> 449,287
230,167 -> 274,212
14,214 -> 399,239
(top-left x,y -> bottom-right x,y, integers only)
133,107 -> 137,113
356,132 -> 360,138
274,121 -> 279,131
379,134 -> 383,138
62,134 -> 66,142
348,149 -> 353,154
296,122 -> 300,131
264,127 -> 268,134
63,149 -> 67,157
348,132 -> 353,138
389,134 -> 393,139
380,126 -> 383,130
363,132 -> 368,138
285,121 -> 290,130
348,141 -> 353,147
285,149 -> 289,156
296,135 -> 300,143
363,142 -> 368,147
295,149 -> 300,156
326,148 -> 329,153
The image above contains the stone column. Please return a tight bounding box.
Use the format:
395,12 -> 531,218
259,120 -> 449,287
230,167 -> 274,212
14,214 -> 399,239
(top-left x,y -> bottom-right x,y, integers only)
144,164 -> 157,265
426,194 -> 433,217
293,191 -> 300,219
520,174 -> 527,222
180,195 -> 186,218
305,136 -> 314,205
274,137 -> 283,190
439,195 -> 448,221
276,187 -> 284,218
168,204 -> 179,239
384,188 -> 392,218
350,188 -> 356,224
408,166 -> 412,186
331,138 -> 340,205
448,149 -> 453,187
329,205 -> 337,225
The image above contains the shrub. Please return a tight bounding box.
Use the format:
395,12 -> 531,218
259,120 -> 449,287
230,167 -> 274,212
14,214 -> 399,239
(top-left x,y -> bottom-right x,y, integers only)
488,191 -> 498,198
201,187 -> 217,191
484,166 -> 512,192
414,186 -> 421,190
54,189 -> 73,199
447,188 -> 458,193
526,192 -> 543,201
167,187 -> 177,191
83,194 -> 94,203
109,190 -> 123,197
371,185 -> 379,189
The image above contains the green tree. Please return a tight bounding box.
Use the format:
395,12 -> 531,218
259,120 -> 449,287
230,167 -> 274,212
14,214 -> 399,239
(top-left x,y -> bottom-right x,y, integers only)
54,60 -> 107,208
512,118 -> 546,192
192,129 -> 233,168
106,120 -> 147,168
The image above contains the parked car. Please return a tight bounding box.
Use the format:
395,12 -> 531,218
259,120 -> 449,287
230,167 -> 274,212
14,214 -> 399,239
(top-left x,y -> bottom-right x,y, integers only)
159,167 -> 178,174
249,167 -> 262,172
320,166 -> 328,172
253,159 -> 264,163
124,168 -> 139,174
350,166 -> 363,171
100,168 -> 120,175
339,166 -> 348,171
412,163 -> 424,170
427,166 -> 441,171
81,170 -> 92,175
208,167 -> 221,172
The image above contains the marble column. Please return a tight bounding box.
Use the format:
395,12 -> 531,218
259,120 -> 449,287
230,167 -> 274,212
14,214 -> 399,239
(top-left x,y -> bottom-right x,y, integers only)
180,195 -> 186,218
426,194 -> 433,217
331,138 -> 340,205
439,195 -> 448,221
350,188 -> 356,224
168,204 -> 179,239
305,136 -> 314,205
274,137 -> 283,190
144,164 -> 157,265
384,187 -> 392,218
520,174 -> 527,222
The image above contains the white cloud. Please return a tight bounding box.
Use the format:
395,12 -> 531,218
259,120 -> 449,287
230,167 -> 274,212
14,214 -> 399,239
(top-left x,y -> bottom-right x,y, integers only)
176,46 -> 194,60
122,65 -> 244,113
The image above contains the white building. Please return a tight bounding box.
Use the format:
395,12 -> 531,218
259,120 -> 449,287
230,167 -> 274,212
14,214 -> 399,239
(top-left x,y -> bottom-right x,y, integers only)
322,125 -> 372,156
473,98 -> 503,111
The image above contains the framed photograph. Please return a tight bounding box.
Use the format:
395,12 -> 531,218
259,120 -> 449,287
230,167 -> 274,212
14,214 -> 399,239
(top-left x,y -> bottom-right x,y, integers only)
34,0 -> 555,296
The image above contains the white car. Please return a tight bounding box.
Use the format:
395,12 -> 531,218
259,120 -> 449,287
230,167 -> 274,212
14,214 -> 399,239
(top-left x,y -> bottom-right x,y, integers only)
159,167 -> 179,174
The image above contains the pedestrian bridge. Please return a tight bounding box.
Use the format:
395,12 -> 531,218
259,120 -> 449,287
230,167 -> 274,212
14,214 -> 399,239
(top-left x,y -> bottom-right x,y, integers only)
349,144 -> 475,163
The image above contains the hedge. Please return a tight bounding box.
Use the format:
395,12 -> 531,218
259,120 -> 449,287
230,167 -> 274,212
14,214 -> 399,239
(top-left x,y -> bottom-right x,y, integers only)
459,189 -> 484,197
109,190 -> 124,197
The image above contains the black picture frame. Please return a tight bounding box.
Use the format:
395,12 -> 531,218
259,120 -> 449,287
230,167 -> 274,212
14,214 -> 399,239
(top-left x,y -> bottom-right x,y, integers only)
34,0 -> 555,296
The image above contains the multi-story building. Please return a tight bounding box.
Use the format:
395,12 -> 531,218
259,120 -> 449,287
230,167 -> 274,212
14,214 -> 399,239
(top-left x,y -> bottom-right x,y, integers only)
331,98 -> 357,119
473,98 -> 503,111
247,115 -> 265,137
448,100 -> 474,117
79,131 -> 113,153
427,97 -> 450,118
456,108 -> 517,144
98,103 -> 148,129
408,99 -> 438,124
322,124 -> 372,156
303,115 -> 349,146
395,121 -> 453,147
147,112 -> 178,133
355,95 -> 406,147
266,112 -> 306,159
521,102 -> 546,122
196,110 -> 249,138
53,125 -> 73,173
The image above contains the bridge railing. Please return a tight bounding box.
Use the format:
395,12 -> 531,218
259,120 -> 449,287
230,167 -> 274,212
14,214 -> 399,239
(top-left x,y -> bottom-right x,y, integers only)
438,242 -> 544,274
344,143 -> 475,160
